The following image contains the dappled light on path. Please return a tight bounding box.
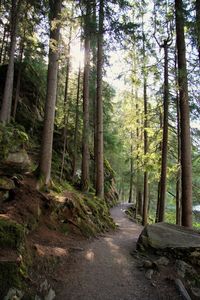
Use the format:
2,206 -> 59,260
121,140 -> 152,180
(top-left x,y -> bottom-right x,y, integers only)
85,249 -> 95,262
55,204 -> 161,300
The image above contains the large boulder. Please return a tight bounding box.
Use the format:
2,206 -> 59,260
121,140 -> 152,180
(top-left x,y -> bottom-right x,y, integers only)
137,222 -> 200,263
0,150 -> 31,175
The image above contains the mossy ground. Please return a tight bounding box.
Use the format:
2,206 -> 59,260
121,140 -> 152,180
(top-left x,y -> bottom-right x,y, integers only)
0,218 -> 28,296
0,218 -> 25,250
0,177 -> 116,297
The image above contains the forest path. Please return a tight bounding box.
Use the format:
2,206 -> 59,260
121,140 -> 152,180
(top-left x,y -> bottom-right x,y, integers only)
55,204 -> 178,300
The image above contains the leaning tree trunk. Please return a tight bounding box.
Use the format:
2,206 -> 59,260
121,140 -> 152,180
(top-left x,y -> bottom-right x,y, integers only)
39,0 -> 62,185
81,1 -> 91,192
175,0 -> 193,228
158,41 -> 169,222
0,0 -> 21,123
96,0 -> 104,198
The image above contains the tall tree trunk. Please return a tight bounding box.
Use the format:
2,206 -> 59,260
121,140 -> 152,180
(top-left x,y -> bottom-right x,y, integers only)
129,131 -> 134,203
81,1 -> 91,191
60,26 -> 72,181
72,66 -> 81,180
142,24 -> 148,225
175,46 -> 182,225
176,92 -> 182,225
2,31 -> 9,64
196,0 -> 200,65
158,41 -> 169,222
39,0 -> 62,185
0,0 -> 21,123
96,0 -> 104,198
175,0 -> 193,228
155,107 -> 162,222
12,38 -> 24,119
0,25 -> 7,64
135,96 -> 142,216
142,75 -> 148,226
92,0 -> 97,187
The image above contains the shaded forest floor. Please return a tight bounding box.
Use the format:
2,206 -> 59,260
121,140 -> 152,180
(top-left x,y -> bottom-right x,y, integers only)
0,178 -> 183,299
46,204 -> 181,300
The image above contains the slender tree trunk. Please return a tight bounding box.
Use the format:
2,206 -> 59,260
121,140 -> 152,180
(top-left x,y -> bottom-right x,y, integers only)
175,0 -> 193,228
2,31 -> 9,64
175,46 -> 182,225
141,15 -> 149,226
176,92 -> 182,225
142,74 -> 148,226
135,97 -> 142,216
129,131 -> 134,203
60,26 -> 72,181
0,25 -> 7,64
96,0 -> 104,198
72,66 -> 81,180
39,0 -> 62,185
81,1 -> 91,191
158,41 -> 169,222
0,0 -> 21,123
196,0 -> 200,65
155,107 -> 162,222
12,39 -> 24,119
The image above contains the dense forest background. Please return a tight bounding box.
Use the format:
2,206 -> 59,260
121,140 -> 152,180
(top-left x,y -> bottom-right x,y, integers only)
0,0 -> 200,228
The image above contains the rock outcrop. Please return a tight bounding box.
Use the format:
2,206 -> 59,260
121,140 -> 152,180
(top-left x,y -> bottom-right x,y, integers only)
137,222 -> 200,263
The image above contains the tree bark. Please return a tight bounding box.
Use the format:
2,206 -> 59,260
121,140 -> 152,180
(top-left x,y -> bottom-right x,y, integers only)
72,66 -> 81,180
12,37 -> 24,119
2,30 -> 9,64
0,25 -> 7,64
91,0 -> 97,187
142,27 -> 148,225
155,107 -> 162,222
39,0 -> 62,185
196,0 -> 200,65
175,46 -> 182,225
96,0 -> 104,198
142,74 -> 148,226
128,131 -> 134,203
158,41 -> 169,222
0,0 -> 21,123
175,0 -> 193,228
60,25 -> 72,181
81,1 -> 91,191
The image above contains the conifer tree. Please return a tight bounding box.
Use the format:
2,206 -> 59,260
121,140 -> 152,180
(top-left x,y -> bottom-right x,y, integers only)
96,0 -> 104,198
0,0 -> 21,123
39,0 -> 62,185
175,0 -> 193,227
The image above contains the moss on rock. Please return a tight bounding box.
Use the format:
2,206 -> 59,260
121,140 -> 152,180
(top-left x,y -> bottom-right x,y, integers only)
0,260 -> 22,296
0,218 -> 25,250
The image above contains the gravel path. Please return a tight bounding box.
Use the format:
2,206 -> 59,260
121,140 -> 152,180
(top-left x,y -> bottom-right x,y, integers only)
55,204 -> 178,300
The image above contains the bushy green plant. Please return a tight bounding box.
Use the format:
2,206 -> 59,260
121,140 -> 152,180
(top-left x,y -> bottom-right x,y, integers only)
0,123 -> 29,160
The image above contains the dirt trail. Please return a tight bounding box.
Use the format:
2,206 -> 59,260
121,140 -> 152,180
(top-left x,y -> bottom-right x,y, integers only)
55,204 -> 179,300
